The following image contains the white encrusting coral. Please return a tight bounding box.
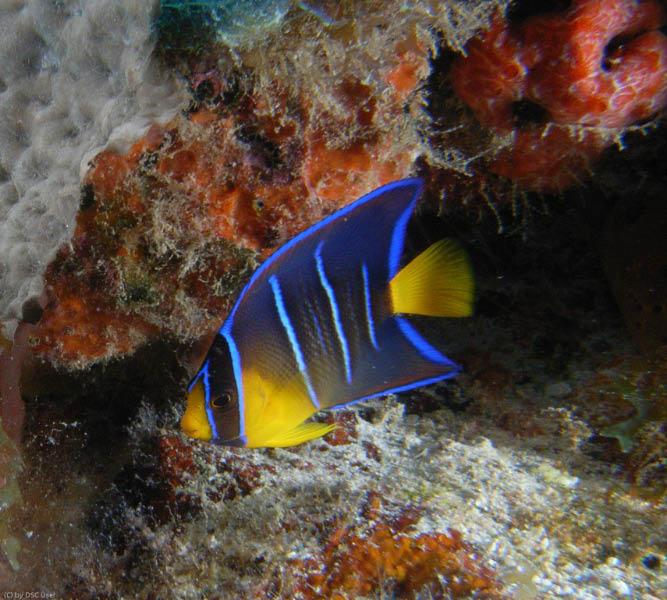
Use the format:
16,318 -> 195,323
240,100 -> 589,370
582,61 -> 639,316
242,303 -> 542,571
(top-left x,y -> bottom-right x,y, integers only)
0,0 -> 187,323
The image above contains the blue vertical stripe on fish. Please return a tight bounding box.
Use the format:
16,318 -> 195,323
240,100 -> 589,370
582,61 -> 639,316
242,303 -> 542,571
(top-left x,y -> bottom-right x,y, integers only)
361,262 -> 379,350
220,326 -> 247,445
315,241 -> 352,384
388,198 -> 417,278
269,274 -> 320,409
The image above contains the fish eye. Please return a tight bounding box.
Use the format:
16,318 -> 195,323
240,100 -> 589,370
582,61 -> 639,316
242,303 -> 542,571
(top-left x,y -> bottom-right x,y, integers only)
211,392 -> 232,410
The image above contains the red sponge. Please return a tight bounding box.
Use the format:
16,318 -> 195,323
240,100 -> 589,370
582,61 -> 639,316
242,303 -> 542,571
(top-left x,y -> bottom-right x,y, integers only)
451,0 -> 667,192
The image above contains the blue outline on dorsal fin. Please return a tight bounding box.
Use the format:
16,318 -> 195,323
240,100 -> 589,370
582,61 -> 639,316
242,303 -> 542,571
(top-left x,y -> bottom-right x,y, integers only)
222,178 -> 424,330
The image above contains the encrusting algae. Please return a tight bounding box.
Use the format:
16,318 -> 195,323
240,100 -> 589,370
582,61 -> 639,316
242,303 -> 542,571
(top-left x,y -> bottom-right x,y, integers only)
287,493 -> 504,599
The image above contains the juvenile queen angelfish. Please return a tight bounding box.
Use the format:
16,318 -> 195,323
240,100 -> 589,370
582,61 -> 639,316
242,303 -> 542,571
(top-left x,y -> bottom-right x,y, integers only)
181,179 -> 473,448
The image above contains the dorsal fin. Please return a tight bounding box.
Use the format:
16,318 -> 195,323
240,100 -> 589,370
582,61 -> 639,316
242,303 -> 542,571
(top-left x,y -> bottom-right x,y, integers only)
224,178 -> 425,328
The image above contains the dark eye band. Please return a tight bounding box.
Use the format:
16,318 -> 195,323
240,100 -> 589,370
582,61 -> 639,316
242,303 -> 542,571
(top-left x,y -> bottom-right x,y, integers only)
211,392 -> 232,410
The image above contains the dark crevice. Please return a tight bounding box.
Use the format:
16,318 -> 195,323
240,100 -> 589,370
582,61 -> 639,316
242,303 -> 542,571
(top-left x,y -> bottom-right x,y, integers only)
192,78 -> 215,103
20,297 -> 44,324
507,0 -> 572,24
80,183 -> 95,210
620,197 -> 646,225
602,31 -> 649,71
511,99 -> 550,128
235,125 -> 283,171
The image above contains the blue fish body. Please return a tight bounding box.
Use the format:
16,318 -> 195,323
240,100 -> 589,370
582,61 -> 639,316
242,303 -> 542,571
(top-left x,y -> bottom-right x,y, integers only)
182,178 -> 474,447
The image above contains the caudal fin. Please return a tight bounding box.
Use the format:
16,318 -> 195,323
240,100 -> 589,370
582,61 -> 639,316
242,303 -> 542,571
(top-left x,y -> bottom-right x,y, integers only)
389,239 -> 474,317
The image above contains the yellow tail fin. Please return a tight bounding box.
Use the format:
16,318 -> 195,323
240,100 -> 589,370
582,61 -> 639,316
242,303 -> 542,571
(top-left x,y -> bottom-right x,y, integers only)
389,239 -> 474,317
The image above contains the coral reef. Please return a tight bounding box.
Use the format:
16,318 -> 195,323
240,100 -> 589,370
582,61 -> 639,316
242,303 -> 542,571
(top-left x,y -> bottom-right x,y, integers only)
0,0 -> 186,323
449,0 -> 667,192
1,1 -> 665,598
5,0 -> 509,368
11,321 -> 666,598
288,493 -> 503,599
572,350 -> 666,497
31,4 -> 436,367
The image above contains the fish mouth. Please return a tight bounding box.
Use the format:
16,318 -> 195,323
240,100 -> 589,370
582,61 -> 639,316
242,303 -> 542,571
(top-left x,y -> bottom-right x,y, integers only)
182,426 -> 206,440
180,416 -> 212,442
181,422 -> 199,437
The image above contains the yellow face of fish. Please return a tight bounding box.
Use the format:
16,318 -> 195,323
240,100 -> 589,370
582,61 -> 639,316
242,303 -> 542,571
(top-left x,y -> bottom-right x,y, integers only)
181,380 -> 212,441
181,361 -> 334,448
181,342 -> 247,446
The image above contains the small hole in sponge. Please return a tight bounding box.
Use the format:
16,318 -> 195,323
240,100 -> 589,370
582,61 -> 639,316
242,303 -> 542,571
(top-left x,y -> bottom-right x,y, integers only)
642,554 -> 661,570
193,79 -> 215,103
511,100 -> 550,127
507,0 -> 571,24
21,297 -> 44,324
602,31 -> 647,71
80,184 -> 95,211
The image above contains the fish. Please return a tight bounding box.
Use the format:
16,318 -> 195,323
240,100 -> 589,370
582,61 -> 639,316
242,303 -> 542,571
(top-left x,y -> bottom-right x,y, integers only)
181,178 -> 474,448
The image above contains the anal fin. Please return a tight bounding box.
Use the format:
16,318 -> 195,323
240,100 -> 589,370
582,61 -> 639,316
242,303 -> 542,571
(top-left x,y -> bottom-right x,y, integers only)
261,421 -> 336,448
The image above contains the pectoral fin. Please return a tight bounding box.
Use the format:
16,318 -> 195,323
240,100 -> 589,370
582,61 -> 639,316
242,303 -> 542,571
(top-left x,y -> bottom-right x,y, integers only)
258,421 -> 336,448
